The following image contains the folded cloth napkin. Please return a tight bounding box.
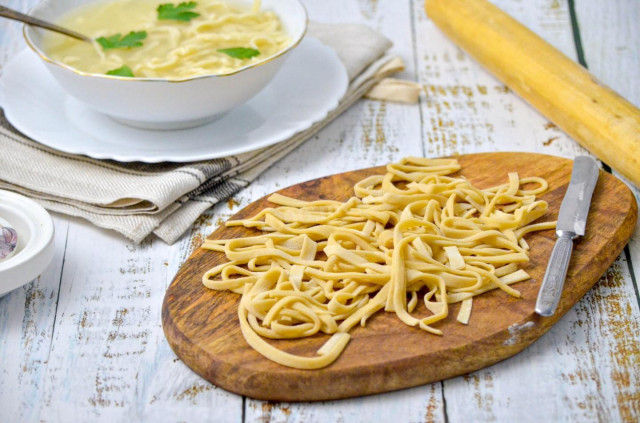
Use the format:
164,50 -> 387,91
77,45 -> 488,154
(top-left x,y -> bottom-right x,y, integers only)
0,22 -> 404,244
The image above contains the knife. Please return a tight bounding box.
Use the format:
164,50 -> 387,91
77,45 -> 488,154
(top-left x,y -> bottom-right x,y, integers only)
535,156 -> 600,317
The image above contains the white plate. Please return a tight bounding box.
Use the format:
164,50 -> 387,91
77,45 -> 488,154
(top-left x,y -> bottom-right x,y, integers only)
0,37 -> 348,163
0,190 -> 55,297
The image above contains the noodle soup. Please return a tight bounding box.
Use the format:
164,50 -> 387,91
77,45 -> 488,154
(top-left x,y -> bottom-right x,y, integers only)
43,0 -> 291,80
24,0 -> 306,129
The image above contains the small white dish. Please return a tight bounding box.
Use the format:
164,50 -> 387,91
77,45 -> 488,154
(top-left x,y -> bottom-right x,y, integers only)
23,0 -> 308,130
0,37 -> 348,163
0,190 -> 55,298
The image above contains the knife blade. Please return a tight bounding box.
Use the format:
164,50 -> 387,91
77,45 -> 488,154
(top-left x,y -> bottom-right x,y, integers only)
535,156 -> 600,317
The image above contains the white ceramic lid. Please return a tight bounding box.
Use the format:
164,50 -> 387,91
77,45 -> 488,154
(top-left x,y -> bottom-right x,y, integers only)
0,190 -> 55,297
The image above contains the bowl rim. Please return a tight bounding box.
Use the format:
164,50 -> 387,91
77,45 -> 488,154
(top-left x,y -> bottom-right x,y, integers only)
0,190 -> 55,274
23,0 -> 308,83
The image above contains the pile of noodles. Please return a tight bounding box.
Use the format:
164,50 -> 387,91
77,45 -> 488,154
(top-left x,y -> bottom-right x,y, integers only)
201,157 -> 555,369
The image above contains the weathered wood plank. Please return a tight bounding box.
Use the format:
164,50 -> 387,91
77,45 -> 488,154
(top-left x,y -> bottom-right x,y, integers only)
413,0 -> 640,421
0,215 -> 68,423
574,0 -> 640,286
574,0 -> 639,106
245,386 -> 444,423
30,220 -> 242,422
0,0 -> 637,422
241,0 -> 443,420
574,1 -> 640,420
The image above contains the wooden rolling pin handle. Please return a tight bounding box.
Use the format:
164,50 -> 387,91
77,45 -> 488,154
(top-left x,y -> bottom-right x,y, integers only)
425,0 -> 640,187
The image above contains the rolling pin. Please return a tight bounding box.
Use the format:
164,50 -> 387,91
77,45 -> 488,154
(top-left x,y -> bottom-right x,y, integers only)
425,0 -> 640,187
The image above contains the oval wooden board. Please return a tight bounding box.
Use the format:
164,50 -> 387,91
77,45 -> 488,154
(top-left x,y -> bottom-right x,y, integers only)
162,152 -> 637,402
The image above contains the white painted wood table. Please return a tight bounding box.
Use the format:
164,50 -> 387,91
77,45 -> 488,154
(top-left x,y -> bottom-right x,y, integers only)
1,1 -> 638,422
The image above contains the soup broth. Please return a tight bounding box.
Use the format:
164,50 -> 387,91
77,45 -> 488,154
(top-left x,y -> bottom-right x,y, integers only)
43,0 -> 290,79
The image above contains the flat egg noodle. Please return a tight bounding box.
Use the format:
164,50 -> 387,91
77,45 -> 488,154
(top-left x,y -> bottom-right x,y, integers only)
202,157 -> 556,369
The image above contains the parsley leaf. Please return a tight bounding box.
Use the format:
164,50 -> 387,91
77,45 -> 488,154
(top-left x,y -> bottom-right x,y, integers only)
218,47 -> 261,59
96,31 -> 147,50
106,65 -> 135,77
157,2 -> 200,22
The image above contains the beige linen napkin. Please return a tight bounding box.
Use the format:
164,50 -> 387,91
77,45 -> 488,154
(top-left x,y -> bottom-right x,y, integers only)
0,23 -> 405,244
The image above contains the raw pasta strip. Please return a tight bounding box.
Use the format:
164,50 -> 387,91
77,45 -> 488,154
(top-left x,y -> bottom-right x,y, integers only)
201,157 -> 555,369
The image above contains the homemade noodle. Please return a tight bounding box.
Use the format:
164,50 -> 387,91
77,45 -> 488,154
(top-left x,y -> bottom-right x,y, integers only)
43,0 -> 290,79
201,158 -> 556,369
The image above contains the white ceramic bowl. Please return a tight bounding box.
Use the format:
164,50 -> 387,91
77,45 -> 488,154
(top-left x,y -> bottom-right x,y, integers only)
0,190 -> 55,298
24,0 -> 307,130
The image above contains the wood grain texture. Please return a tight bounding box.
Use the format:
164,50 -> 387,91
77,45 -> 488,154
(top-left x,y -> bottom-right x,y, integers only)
432,2 -> 640,422
240,0 -> 445,417
572,1 -> 640,420
0,215 -> 68,423
33,221 -> 243,422
163,152 -> 637,401
1,0 -> 639,421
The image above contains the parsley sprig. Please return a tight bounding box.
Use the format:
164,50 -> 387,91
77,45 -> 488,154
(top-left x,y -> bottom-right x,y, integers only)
157,2 -> 200,22
218,47 -> 261,59
96,31 -> 147,50
106,65 -> 135,77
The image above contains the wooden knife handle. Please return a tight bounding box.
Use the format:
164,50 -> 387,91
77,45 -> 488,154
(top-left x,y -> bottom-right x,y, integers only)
425,0 -> 640,187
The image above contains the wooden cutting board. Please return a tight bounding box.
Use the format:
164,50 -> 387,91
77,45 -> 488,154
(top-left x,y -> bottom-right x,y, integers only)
162,152 -> 637,402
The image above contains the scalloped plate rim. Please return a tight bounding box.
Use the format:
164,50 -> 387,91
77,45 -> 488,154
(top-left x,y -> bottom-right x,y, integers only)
0,37 -> 348,163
